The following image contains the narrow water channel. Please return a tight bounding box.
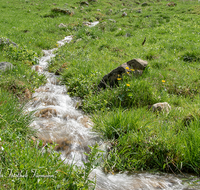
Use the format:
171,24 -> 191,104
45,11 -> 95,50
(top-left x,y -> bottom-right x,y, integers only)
27,34 -> 199,189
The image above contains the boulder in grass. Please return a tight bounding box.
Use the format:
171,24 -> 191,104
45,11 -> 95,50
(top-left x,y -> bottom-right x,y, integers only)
59,23 -> 67,28
98,58 -> 148,89
0,38 -> 18,47
152,102 -> 171,113
0,62 -> 14,71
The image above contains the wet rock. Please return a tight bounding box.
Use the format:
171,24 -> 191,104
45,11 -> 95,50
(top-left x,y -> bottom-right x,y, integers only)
78,116 -> 93,128
35,65 -> 43,72
97,9 -> 101,11
98,58 -> 147,89
122,12 -> 127,17
152,102 -> 171,113
35,108 -> 58,118
0,38 -> 18,47
59,23 -> 67,28
88,0 -> 97,2
0,62 -> 14,71
24,88 -> 32,99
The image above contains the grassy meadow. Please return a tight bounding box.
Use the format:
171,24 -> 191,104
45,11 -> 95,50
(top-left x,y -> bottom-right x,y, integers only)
1,0 -> 200,188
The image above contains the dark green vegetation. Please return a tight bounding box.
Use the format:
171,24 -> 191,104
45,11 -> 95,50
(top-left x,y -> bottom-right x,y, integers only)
1,0 -> 200,188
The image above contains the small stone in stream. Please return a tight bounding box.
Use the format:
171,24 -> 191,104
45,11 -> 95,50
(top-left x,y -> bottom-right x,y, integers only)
97,9 -> 101,11
35,65 -> 43,72
35,108 -> 58,118
152,102 -> 171,113
98,58 -> 147,89
122,12 -> 127,17
0,62 -> 14,71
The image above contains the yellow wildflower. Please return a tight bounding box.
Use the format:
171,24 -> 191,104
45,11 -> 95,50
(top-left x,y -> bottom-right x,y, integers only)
162,80 -> 166,83
125,67 -> 130,70
117,78 -> 122,80
66,68 -> 68,69
127,72 -> 130,74
131,69 -> 135,71
126,84 -> 130,87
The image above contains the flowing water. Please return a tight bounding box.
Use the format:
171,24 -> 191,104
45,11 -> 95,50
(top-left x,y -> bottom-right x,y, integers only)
27,27 -> 200,189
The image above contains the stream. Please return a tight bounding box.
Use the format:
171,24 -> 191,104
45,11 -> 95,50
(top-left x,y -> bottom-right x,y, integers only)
27,29 -> 200,189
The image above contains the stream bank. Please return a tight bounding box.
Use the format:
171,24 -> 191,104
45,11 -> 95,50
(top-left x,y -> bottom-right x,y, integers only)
27,33 -> 200,189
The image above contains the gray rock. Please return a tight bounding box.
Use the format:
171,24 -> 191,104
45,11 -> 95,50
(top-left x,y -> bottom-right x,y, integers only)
0,38 -> 18,47
108,19 -> 116,23
59,23 -> 67,28
98,58 -> 147,89
152,102 -> 171,113
122,12 -> 127,17
0,62 -> 14,71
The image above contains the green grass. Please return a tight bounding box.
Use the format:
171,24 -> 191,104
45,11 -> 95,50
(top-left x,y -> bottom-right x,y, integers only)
1,0 -> 200,188
47,0 -> 200,174
0,90 -> 99,189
